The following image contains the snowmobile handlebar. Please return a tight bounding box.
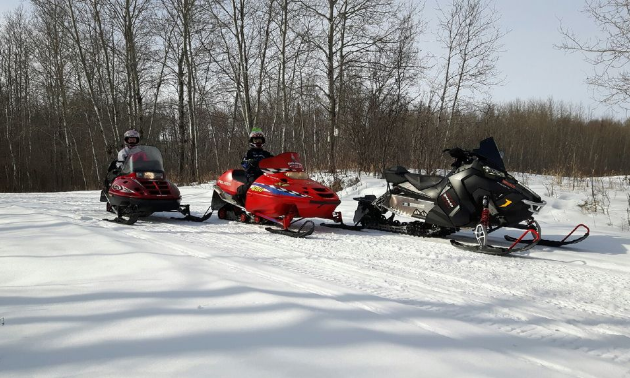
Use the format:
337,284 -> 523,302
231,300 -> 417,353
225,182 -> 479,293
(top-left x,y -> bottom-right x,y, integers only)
443,147 -> 476,167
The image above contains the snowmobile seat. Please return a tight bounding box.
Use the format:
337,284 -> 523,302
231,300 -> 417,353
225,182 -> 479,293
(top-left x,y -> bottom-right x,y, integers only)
403,173 -> 444,191
231,169 -> 248,184
383,166 -> 410,184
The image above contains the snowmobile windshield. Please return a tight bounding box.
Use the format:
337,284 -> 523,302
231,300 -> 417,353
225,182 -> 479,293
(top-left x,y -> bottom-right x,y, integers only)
120,145 -> 165,175
259,152 -> 305,172
472,137 -> 506,172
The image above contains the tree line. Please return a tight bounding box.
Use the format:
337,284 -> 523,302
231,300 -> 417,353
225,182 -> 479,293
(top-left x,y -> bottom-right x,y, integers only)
0,0 -> 628,193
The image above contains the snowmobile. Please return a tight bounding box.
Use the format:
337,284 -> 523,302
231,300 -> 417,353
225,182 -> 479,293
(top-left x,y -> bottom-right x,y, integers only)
101,145 -> 211,225
211,152 -> 350,237
352,137 -> 589,255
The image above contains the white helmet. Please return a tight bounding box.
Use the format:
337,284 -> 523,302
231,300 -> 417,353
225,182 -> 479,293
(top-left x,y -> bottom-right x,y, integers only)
249,128 -> 265,148
124,129 -> 140,147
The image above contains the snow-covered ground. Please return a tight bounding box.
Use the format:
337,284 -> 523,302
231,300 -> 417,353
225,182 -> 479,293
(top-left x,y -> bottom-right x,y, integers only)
1,174 -> 630,377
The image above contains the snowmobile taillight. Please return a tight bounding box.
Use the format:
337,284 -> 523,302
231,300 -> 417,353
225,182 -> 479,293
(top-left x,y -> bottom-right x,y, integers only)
523,199 -> 546,213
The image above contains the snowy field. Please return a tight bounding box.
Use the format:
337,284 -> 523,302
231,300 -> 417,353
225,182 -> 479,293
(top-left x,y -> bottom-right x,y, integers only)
1,173 -> 630,377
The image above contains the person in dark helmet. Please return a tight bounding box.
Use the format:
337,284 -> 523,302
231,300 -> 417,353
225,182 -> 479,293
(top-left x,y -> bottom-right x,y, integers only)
234,128 -> 273,206
101,130 -> 142,201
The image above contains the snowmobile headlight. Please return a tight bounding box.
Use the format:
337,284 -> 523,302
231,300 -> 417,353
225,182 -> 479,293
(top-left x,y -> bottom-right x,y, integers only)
285,171 -> 309,180
137,171 -> 164,180
483,165 -> 505,178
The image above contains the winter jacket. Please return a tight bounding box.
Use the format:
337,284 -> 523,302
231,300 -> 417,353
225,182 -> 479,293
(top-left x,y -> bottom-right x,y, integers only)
241,148 -> 273,182
116,146 -> 140,168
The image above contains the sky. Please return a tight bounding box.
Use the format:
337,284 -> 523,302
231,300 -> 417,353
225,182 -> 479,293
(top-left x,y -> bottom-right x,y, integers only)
421,0 -> 626,119
0,0 -> 625,120
490,1 -> 624,119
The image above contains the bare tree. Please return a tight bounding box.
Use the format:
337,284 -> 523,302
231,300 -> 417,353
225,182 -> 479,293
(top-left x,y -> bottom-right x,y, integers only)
433,0 -> 505,144
559,0 -> 630,109
204,0 -> 275,134
296,0 -> 400,175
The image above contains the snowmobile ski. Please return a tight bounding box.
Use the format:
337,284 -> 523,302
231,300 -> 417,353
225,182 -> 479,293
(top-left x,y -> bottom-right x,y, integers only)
504,223 -> 589,247
450,228 -> 541,255
103,205 -> 139,225
266,220 -> 315,238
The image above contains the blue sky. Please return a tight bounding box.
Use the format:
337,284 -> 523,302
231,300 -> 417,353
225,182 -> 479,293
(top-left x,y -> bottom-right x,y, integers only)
422,0 -> 624,119
0,0 -> 624,120
492,1 -> 622,119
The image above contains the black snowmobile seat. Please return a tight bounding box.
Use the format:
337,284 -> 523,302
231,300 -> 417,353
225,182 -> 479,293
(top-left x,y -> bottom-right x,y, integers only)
231,169 -> 247,184
403,173 -> 444,191
383,166 -> 410,184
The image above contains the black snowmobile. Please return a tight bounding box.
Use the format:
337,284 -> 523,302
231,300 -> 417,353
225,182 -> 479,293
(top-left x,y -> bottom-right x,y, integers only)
352,137 -> 589,255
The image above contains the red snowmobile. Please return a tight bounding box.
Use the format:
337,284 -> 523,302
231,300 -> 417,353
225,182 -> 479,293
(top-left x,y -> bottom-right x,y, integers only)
101,145 -> 211,224
211,152 -> 348,237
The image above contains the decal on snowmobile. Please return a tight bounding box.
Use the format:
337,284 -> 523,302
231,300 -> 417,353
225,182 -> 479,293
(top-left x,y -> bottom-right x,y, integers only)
112,184 -> 134,193
288,154 -> 303,170
440,191 -> 456,209
501,179 -> 516,189
253,183 -> 310,198
412,209 -> 428,218
250,185 -> 267,193
218,179 -> 231,186
402,201 -> 427,209
273,182 -> 290,187
262,168 -> 292,173
499,199 -> 512,208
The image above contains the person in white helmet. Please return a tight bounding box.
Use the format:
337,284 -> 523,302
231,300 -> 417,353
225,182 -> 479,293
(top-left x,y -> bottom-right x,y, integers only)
117,129 -> 141,168
101,130 -> 141,200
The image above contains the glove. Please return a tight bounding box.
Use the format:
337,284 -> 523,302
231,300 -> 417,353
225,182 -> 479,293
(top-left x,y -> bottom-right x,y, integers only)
242,158 -> 257,169
448,147 -> 466,159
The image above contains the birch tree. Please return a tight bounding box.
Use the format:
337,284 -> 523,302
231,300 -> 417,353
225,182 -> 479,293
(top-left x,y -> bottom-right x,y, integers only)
559,0 -> 630,109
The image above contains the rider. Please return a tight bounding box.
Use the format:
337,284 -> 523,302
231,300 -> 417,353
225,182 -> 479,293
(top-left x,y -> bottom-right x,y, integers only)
101,130 -> 141,200
117,129 -> 141,168
234,128 -> 273,205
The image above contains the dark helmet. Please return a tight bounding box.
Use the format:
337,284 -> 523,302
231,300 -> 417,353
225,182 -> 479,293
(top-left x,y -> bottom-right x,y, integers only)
124,129 -> 140,148
249,128 -> 265,149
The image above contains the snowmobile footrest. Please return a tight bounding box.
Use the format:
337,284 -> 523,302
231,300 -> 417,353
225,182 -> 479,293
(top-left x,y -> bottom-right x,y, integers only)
172,205 -> 213,222
320,222 -> 364,231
